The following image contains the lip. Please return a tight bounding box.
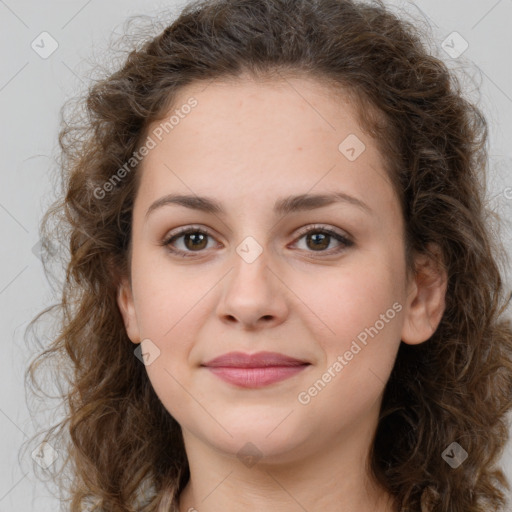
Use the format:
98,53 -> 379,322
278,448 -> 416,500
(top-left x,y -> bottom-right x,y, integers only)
202,351 -> 309,368
201,351 -> 310,388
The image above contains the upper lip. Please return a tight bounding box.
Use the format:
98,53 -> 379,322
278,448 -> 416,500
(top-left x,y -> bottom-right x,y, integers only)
201,351 -> 310,368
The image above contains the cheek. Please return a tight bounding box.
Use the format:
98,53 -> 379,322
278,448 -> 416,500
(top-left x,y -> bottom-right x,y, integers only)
131,249 -> 204,333
295,259 -> 404,405
294,257 -> 404,343
130,256 -> 215,401
139,309 -> 202,423
295,267 -> 403,423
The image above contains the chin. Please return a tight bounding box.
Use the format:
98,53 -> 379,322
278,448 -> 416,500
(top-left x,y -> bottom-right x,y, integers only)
208,426 -> 309,463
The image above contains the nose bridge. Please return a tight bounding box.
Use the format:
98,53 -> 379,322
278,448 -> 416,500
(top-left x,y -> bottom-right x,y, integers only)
228,237 -> 274,301
216,235 -> 288,328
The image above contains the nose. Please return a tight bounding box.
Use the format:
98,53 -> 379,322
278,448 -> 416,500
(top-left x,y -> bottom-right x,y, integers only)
215,248 -> 289,331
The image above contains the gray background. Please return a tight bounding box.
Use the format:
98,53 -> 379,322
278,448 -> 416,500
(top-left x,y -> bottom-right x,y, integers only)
1,0 -> 511,510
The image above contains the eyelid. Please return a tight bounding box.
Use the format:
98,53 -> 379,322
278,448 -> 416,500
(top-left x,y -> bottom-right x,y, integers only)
291,223 -> 352,243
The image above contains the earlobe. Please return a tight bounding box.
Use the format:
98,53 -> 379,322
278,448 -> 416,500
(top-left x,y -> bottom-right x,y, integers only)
117,277 -> 141,344
401,244 -> 448,345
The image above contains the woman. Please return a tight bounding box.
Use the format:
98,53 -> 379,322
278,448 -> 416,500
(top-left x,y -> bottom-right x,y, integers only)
25,0 -> 512,510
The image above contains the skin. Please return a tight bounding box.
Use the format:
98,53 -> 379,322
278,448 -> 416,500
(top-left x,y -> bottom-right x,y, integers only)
117,75 -> 447,512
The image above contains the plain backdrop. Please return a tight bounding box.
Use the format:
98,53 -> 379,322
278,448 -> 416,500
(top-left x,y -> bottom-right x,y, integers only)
1,0 -> 511,510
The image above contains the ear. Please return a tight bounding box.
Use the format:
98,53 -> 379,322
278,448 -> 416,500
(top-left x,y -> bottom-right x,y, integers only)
401,243 -> 448,345
117,276 -> 141,344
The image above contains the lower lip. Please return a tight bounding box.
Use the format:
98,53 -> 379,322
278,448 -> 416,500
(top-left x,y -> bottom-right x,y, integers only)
205,365 -> 309,388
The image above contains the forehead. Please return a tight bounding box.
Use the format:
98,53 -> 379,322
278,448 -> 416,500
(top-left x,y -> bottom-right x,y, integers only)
166,75 -> 366,146
134,76 -> 398,220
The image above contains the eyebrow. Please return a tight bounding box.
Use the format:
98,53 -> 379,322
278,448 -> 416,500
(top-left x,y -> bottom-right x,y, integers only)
145,191 -> 373,221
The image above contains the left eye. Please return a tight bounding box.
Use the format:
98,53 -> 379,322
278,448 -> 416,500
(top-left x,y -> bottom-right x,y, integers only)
292,227 -> 353,253
161,225 -> 353,258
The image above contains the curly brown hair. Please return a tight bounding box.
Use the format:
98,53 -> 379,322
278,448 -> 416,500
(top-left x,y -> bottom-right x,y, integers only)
24,0 -> 512,511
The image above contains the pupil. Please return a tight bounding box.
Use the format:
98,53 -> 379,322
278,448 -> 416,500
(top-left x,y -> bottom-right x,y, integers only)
186,233 -> 207,250
308,233 -> 328,250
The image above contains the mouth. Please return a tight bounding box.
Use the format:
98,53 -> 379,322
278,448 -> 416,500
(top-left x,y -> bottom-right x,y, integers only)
201,351 -> 311,388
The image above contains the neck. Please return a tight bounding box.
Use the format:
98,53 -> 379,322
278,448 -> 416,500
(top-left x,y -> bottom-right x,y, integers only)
176,422 -> 396,512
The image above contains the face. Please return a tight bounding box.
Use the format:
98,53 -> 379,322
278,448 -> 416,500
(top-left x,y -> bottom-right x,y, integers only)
117,76 -> 444,465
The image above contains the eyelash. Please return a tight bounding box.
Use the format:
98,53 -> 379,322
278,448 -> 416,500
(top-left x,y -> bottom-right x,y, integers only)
160,224 -> 354,258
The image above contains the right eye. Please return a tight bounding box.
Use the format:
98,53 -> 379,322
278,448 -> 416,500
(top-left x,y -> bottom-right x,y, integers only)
161,226 -> 221,258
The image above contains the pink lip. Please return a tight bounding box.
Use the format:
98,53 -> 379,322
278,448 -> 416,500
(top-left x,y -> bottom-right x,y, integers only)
201,351 -> 310,388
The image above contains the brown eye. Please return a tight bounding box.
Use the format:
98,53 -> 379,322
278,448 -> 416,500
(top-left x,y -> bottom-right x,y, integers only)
161,224 -> 353,259
181,232 -> 208,251
162,227 -> 218,257
305,232 -> 331,251
292,225 -> 353,255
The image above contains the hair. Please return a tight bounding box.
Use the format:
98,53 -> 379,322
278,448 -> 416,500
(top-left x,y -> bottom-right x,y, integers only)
24,0 -> 512,511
